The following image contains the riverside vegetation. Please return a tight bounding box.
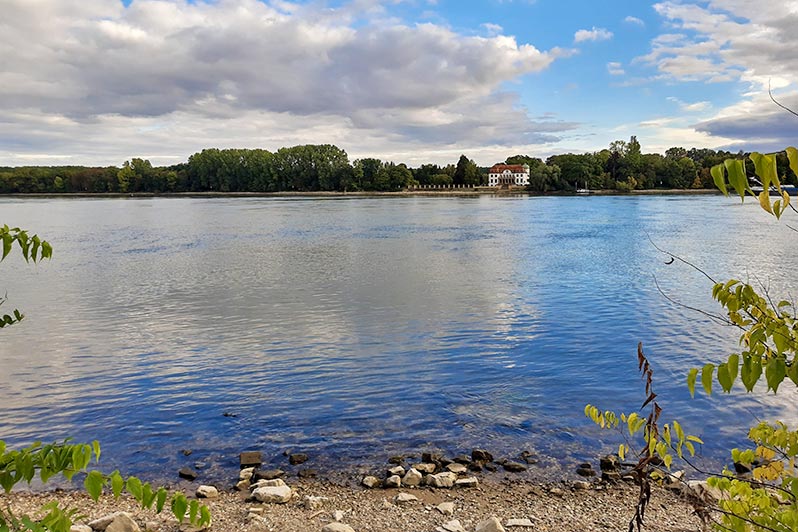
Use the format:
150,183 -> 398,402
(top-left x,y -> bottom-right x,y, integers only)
0,228 -> 210,532
3,138 -> 795,194
587,147 -> 798,531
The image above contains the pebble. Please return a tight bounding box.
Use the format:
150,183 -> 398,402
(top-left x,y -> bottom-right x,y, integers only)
505,518 -> 535,527
88,512 -> 126,531
235,479 -> 250,491
455,477 -> 479,488
304,496 -> 327,510
548,487 -> 565,497
383,475 -> 401,488
196,485 -> 219,499
333,510 -> 346,521
70,526 -> 92,532
446,463 -> 467,474
475,516 -> 505,532
298,468 -> 318,479
289,453 -> 309,465
252,478 -> 287,489
573,481 -> 591,491
387,465 -> 405,476
413,463 -> 436,474
106,513 -> 141,532
252,485 -> 293,504
502,462 -> 527,473
321,524 -> 355,532
393,492 -> 419,506
471,449 -> 494,462
361,476 -> 380,489
438,520 -> 467,532
402,468 -> 423,487
239,467 -> 255,481
436,502 -> 455,515
254,469 -> 285,481
178,467 -> 198,481
576,466 -> 596,477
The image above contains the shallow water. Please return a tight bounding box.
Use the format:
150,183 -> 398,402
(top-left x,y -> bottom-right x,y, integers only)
1,195 -> 796,480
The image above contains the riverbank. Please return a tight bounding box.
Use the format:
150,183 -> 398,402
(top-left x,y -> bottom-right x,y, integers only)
0,188 -> 721,199
2,477 -> 703,532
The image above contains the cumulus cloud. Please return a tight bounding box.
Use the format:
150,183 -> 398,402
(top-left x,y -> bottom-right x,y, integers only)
666,97 -> 711,112
624,16 -> 645,26
573,27 -> 613,43
607,62 -> 625,76
0,0 -> 571,166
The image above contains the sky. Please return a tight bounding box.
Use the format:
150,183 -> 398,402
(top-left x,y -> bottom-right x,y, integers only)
2,0 -> 797,167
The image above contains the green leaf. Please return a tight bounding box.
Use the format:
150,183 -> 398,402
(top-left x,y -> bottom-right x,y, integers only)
84,470 -> 104,501
171,494 -> 188,523
727,354 -> 739,385
717,363 -> 733,393
687,368 -> 698,398
786,147 -> 798,181
188,500 -> 199,524
711,164 -> 728,196
766,358 -> 787,393
702,364 -> 714,395
742,356 -> 762,392
110,471 -> 124,499
750,152 -> 780,191
126,476 -> 143,500
199,506 -> 211,527
724,158 -> 749,200
2,233 -> 11,261
788,361 -> 798,386
155,488 -> 168,513
92,440 -> 101,463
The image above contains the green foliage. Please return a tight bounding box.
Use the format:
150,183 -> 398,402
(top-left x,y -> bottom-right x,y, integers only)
0,225 -> 52,328
0,440 -> 211,532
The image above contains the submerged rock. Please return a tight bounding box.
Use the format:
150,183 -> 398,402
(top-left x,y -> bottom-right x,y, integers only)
178,467 -> 198,481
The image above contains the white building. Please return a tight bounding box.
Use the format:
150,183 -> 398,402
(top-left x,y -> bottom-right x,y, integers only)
488,164 -> 530,186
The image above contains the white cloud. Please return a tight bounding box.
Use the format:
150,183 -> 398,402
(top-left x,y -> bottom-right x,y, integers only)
573,27 -> 613,43
666,97 -> 711,112
607,62 -> 625,76
624,16 -> 645,26
0,0 -> 571,166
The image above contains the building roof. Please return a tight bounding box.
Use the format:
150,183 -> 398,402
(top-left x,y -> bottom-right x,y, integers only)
488,164 -> 528,174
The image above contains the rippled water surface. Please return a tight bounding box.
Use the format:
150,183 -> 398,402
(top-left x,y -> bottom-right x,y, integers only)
2,195 -> 797,480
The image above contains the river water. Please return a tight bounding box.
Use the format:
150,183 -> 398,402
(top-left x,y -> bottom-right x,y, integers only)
1,195 -> 796,481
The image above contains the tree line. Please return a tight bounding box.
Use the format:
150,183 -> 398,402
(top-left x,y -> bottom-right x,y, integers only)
1,137 -> 794,194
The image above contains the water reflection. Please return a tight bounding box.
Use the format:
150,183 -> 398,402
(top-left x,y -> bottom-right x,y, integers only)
0,195 -> 795,480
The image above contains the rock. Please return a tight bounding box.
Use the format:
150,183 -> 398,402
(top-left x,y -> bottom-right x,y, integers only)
321,524 -> 355,532
144,521 -> 159,532
573,480 -> 591,491
483,462 -> 498,472
387,465 -> 405,476
602,471 -> 622,483
576,466 -> 595,477
502,462 -> 527,473
548,487 -> 565,497
333,510 -> 345,521
446,463 -> 467,474
599,455 -> 621,472
471,449 -> 493,462
251,478 -> 287,489
70,526 -> 93,532
402,468 -> 423,487
88,513 -> 127,531
298,468 -> 317,479
393,492 -> 419,505
519,451 -> 538,465
455,477 -> 479,488
239,467 -> 255,481
427,472 -> 457,488
304,496 -> 327,510
235,479 -> 250,491
388,455 -> 405,464
178,467 -> 198,481
107,513 -> 141,532
665,470 -> 685,485
453,454 -> 471,465
240,451 -> 262,468
684,480 -> 725,503
475,516 -> 505,532
436,501 -> 455,515
252,484 -> 293,503
254,469 -> 285,481
437,520 -> 467,532
361,476 -> 380,489
181,449 -> 193,456
468,462 -> 483,472
383,475 -> 401,488
289,453 -> 309,465
196,485 -> 219,499
505,518 -> 535,527
413,463 -> 436,474
422,452 -> 443,463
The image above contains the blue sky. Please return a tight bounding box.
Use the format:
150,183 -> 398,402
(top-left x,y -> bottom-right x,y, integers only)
1,0 -> 796,166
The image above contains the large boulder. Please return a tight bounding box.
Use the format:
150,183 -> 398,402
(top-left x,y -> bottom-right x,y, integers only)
252,484 -> 293,503
427,472 -> 457,488
475,517 -> 505,532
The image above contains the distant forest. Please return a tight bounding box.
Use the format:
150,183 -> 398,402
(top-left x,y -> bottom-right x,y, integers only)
2,137 -> 795,194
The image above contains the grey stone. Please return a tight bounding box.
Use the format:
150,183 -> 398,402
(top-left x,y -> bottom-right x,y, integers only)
252,484 -> 293,503
446,463 -> 467,474
505,518 -> 534,527
361,476 -> 380,489
178,467 -> 197,481
402,468 -> 423,487
388,455 -> 405,465
288,453 -> 308,465
298,468 -> 317,478
106,513 -> 141,532
436,502 -> 455,515
413,463 -> 436,474
438,520 -> 466,532
573,480 -> 591,490
195,485 -> 218,499
602,471 -> 622,483
240,451 -> 262,468
235,479 -> 250,491
684,480 -> 724,503
454,477 -> 478,488
475,517 -> 505,532
251,478 -> 287,489
427,472 -> 457,488
548,487 -> 565,497
502,461 -> 527,473
70,526 -> 93,532
304,496 -> 327,510
393,492 -> 419,505
387,465 -> 405,476
321,524 -> 355,532
483,462 -> 498,472
422,452 -> 443,463
239,467 -> 255,481
452,454 -> 471,465
576,467 -> 596,477
88,513 -> 126,531
254,469 -> 285,481
383,475 -> 401,488
333,510 -> 345,521
471,449 -> 494,462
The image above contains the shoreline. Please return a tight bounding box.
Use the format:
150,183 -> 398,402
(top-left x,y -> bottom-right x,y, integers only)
0,188 -> 722,199
1,476 -> 704,532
